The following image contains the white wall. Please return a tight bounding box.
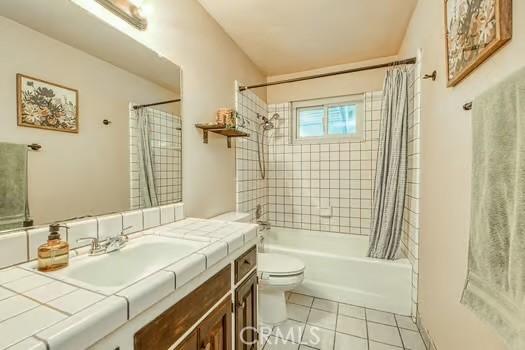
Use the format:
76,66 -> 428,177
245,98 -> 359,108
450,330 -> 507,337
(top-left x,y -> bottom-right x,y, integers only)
398,1 -> 525,349
0,16 -> 177,224
81,0 -> 267,219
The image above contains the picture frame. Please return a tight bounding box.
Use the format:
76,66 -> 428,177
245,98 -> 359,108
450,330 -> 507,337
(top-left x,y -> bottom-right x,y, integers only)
445,0 -> 512,87
16,74 -> 79,133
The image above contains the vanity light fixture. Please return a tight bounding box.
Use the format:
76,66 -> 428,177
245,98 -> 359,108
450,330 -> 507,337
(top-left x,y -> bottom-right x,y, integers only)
94,0 -> 149,30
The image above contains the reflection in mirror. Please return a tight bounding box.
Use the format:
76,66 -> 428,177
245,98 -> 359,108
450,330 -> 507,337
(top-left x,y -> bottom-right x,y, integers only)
0,0 -> 182,232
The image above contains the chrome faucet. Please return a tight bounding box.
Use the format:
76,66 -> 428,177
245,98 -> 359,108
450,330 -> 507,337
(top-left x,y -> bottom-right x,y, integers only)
77,226 -> 132,256
257,220 -> 271,231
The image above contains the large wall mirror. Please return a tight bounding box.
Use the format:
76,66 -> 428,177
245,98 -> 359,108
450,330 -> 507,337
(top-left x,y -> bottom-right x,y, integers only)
0,0 -> 183,232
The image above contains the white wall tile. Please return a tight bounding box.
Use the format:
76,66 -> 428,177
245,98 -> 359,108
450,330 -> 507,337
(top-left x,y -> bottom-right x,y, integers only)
142,207 -> 161,229
66,219 -> 98,249
0,231 -> 27,268
97,214 -> 123,241
122,210 -> 143,234
160,204 -> 176,224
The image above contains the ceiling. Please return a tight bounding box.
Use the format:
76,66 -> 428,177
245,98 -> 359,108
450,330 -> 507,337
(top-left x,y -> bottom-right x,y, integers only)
198,0 -> 418,76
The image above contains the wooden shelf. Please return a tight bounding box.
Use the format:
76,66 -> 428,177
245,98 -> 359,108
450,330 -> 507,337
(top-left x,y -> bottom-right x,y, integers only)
195,123 -> 249,148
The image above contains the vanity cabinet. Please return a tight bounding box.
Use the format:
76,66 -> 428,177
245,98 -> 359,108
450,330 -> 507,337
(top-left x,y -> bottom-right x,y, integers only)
235,272 -> 258,350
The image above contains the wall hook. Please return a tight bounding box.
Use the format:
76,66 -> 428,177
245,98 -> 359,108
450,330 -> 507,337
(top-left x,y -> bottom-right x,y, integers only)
423,71 -> 437,81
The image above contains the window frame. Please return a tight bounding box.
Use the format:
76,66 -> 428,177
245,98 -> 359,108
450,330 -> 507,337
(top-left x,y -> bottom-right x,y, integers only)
291,94 -> 364,144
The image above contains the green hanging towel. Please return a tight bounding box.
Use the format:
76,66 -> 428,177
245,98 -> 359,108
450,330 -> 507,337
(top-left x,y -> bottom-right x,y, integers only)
0,142 -> 28,230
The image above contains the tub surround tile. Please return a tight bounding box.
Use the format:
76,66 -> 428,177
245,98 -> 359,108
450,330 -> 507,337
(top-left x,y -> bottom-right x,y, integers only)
37,296 -> 127,350
66,219 -> 98,249
307,309 -> 337,330
97,214 -> 123,241
116,271 -> 175,318
122,210 -> 143,234
366,309 -> 397,326
289,293 -> 314,307
0,231 -> 28,269
47,289 -> 105,314
336,315 -> 367,338
338,303 -> 366,320
143,207 -> 161,229
367,322 -> 403,347
334,332 -> 367,350
0,306 -> 67,349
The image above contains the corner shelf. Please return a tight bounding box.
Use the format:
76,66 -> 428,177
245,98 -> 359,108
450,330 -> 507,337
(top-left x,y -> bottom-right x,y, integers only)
195,123 -> 249,148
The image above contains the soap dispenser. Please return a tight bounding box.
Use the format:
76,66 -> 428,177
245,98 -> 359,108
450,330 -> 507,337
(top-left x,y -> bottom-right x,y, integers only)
37,224 -> 69,272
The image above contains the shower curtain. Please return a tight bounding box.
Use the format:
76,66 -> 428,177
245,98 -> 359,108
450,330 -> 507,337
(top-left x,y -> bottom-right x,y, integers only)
368,66 -> 409,259
137,107 -> 159,207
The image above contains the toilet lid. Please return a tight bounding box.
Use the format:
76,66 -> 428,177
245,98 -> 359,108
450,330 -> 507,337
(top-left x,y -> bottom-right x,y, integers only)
258,253 -> 305,276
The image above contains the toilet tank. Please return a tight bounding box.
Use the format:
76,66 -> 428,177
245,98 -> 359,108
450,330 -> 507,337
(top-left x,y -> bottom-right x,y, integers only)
211,211 -> 251,223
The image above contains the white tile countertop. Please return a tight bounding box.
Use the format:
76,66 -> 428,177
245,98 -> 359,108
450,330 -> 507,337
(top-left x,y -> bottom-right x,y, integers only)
0,218 -> 258,350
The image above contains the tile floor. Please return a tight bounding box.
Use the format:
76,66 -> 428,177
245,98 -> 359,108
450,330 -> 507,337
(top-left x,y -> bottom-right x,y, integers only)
259,293 -> 426,350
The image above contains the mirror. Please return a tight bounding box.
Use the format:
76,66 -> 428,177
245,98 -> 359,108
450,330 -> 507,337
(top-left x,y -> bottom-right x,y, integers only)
0,0 -> 182,232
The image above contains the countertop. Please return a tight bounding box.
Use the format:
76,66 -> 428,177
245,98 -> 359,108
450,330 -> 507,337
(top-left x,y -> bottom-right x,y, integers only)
0,218 -> 258,350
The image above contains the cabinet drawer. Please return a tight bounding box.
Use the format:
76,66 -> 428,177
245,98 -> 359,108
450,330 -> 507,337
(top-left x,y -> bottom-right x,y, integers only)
134,265 -> 231,350
235,246 -> 257,283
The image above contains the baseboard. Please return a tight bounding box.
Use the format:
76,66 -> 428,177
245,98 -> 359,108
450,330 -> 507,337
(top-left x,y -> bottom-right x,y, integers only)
416,310 -> 439,350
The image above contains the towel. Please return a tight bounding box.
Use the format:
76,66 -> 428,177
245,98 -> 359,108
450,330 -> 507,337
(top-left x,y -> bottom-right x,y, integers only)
461,66 -> 525,350
0,143 -> 28,231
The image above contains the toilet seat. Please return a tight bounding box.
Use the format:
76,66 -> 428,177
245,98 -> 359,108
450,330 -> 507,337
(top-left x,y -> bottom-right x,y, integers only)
258,253 -> 305,279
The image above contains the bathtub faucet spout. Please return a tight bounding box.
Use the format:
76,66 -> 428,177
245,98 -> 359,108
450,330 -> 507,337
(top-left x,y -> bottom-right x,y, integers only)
257,220 -> 271,231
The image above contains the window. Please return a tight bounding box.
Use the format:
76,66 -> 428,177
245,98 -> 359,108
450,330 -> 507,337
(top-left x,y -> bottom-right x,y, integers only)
292,95 -> 363,144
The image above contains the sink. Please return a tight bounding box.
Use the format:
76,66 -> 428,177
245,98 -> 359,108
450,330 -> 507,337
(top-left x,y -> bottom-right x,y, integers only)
45,235 -> 209,293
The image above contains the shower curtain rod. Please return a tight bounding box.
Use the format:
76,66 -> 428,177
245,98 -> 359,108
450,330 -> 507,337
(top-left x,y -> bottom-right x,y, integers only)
133,98 -> 181,110
239,57 -> 417,91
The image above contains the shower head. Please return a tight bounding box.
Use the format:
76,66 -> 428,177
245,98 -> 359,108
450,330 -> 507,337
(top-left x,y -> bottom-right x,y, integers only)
262,121 -> 274,130
258,112 -> 279,130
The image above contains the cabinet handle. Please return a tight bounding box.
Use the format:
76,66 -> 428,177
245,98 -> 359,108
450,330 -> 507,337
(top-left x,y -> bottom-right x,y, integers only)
243,259 -> 251,265
238,301 -> 246,309
201,343 -> 211,350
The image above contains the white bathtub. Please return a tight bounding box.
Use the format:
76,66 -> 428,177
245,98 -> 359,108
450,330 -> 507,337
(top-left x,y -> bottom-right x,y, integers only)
263,227 -> 412,315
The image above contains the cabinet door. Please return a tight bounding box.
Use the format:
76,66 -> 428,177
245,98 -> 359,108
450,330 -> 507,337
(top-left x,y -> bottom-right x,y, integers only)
198,298 -> 232,350
235,272 -> 258,350
175,331 -> 198,350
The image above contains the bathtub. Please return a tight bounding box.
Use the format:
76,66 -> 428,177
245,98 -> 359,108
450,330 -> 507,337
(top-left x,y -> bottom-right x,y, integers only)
263,227 -> 412,315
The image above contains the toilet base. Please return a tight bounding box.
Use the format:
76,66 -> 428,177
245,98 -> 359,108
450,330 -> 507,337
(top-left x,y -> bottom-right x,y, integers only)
259,289 -> 288,325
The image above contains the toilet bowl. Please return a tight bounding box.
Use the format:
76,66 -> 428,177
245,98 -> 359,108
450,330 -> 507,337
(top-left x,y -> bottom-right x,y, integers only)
258,253 -> 305,325
210,212 -> 306,325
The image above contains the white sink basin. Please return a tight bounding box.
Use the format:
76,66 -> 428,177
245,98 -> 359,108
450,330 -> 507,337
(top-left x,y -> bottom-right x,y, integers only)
45,235 -> 209,293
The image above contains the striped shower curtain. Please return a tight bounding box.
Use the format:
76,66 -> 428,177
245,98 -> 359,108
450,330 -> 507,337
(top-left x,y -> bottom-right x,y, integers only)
368,66 -> 410,259
137,107 -> 159,208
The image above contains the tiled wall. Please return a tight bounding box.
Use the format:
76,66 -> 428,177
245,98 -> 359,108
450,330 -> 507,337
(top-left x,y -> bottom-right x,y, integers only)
266,92 -> 382,235
399,62 -> 421,319
235,86 -> 269,223
130,107 -> 183,209
0,203 -> 184,269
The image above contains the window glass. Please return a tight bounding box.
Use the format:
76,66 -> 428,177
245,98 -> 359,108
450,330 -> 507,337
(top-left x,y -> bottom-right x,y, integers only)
298,107 -> 324,137
327,104 -> 357,135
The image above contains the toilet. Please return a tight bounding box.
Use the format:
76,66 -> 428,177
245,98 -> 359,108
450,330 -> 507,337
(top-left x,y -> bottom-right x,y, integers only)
211,212 -> 305,325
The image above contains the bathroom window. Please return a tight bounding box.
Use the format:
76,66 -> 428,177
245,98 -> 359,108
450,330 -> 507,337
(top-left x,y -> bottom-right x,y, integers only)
293,94 -> 364,144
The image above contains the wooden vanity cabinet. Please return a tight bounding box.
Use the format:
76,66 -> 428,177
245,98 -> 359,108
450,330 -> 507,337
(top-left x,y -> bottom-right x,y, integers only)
197,298 -> 232,350
235,271 -> 258,350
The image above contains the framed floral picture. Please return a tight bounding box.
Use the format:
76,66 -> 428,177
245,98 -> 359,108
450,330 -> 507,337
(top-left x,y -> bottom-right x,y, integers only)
445,0 -> 512,87
17,74 -> 79,133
